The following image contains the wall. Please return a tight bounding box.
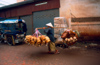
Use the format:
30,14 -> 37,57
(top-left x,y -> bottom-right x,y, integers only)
60,0 -> 100,18
60,0 -> 100,41
0,0 -> 60,18
20,15 -> 33,35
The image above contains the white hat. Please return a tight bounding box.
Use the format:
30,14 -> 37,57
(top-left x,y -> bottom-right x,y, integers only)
46,22 -> 53,27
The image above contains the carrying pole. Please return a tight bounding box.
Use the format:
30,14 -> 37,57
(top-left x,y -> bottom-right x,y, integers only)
36,27 -> 69,29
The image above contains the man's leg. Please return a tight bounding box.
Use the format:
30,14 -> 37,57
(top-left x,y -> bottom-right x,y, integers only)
48,42 -> 51,53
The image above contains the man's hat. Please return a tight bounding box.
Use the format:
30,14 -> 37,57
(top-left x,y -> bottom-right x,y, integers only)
46,22 -> 53,27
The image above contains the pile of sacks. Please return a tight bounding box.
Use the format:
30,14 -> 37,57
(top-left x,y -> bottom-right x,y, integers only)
61,29 -> 78,46
25,35 -> 50,47
25,29 -> 50,46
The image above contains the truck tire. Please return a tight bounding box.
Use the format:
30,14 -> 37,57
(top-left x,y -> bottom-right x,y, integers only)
6,35 -> 15,46
7,36 -> 13,46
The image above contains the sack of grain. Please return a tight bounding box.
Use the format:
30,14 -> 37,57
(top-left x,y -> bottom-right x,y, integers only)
35,37 -> 41,47
40,35 -> 46,41
45,36 -> 50,43
25,29 -> 51,47
61,31 -> 67,39
61,29 -> 78,46
25,35 -> 32,43
30,36 -> 37,45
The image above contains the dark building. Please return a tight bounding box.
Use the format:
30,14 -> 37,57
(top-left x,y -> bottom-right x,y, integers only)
0,0 -> 60,35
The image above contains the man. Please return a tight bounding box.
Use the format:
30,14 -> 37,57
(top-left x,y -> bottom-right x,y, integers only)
43,22 -> 59,54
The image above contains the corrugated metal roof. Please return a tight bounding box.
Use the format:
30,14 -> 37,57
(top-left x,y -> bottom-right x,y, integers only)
0,0 -> 43,10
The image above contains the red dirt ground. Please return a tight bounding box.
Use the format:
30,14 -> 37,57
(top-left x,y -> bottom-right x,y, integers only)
0,43 -> 100,65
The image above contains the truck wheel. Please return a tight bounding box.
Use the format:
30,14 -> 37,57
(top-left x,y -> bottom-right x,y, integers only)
7,36 -> 13,46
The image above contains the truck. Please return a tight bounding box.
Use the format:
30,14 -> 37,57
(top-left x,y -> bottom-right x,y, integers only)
0,19 -> 27,45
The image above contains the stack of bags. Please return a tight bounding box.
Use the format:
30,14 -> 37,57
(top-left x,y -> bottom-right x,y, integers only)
64,36 -> 77,46
25,35 -> 50,47
61,29 -> 78,46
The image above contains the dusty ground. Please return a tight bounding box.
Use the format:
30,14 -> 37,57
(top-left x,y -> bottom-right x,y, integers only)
0,42 -> 100,65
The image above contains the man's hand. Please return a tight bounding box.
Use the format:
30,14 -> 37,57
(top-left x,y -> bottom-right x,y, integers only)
43,27 -> 45,29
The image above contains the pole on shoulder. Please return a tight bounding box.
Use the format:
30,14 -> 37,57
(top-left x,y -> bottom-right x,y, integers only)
36,27 -> 68,29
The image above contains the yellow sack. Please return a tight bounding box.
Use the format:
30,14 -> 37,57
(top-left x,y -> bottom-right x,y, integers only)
25,35 -> 32,43
45,36 -> 50,43
31,36 -> 37,45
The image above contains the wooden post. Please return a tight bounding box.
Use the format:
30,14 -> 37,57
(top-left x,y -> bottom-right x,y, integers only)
12,36 -> 15,45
